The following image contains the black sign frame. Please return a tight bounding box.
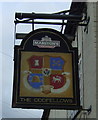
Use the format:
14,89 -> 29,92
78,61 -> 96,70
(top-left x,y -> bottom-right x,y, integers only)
12,28 -> 82,110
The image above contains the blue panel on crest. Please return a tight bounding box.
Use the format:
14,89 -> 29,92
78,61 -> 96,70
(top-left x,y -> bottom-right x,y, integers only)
28,73 -> 44,89
50,57 -> 64,70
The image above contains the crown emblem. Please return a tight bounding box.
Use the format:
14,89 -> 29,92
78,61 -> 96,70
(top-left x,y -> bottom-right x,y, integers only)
41,36 -> 52,41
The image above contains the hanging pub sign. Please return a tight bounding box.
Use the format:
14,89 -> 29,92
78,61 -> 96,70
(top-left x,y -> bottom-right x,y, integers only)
12,28 -> 81,109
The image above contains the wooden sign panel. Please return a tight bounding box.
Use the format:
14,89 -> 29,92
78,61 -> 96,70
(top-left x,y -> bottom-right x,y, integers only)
12,28 -> 81,109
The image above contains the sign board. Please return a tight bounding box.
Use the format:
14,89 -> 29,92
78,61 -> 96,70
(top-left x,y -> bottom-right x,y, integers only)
12,28 -> 81,109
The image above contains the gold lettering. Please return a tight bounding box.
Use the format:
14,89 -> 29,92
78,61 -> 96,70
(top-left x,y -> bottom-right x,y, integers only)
33,98 -> 73,104
20,98 -> 25,102
25,98 -> 31,102
34,98 -> 39,102
20,98 -> 31,102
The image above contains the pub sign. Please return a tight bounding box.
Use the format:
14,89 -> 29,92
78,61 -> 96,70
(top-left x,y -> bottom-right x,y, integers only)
12,28 -> 81,109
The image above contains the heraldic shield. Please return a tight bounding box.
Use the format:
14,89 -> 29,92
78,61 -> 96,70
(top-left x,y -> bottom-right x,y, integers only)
12,28 -> 81,109
23,54 -> 70,94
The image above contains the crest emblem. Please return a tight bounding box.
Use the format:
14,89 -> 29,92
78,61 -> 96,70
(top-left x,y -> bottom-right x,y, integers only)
24,55 -> 70,93
42,68 -> 51,76
28,56 -> 43,69
50,74 -> 66,89
27,73 -> 44,90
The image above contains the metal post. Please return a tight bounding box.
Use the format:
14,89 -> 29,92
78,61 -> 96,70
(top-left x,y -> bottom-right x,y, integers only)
15,12 -> 83,21
41,109 -> 50,120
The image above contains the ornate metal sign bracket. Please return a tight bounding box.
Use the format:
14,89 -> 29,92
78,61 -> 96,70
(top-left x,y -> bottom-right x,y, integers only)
84,16 -> 90,33
14,10 -> 88,40
72,105 -> 92,120
81,105 -> 92,115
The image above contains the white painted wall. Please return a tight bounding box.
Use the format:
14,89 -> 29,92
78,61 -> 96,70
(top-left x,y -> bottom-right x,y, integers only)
96,2 -> 98,120
49,110 -> 67,118
82,2 -> 96,118
67,2 -> 97,119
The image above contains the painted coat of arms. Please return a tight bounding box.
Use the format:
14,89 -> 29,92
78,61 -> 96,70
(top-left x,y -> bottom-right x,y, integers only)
20,52 -> 73,97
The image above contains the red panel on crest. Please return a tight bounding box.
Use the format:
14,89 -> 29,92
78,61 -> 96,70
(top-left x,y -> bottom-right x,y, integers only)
28,56 -> 43,69
50,74 -> 66,89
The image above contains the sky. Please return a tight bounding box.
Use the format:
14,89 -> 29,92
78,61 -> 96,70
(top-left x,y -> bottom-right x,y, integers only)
0,1 -> 72,119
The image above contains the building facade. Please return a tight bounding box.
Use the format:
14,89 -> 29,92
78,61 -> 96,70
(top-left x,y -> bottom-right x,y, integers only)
49,2 -> 97,119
